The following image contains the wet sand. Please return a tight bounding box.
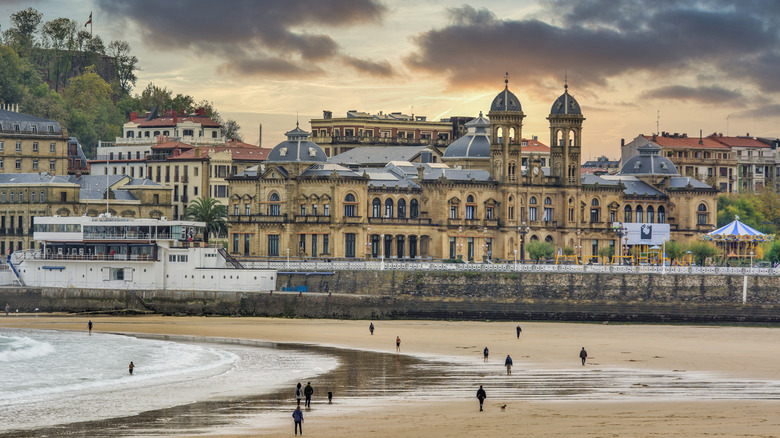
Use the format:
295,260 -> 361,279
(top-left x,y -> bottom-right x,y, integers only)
3,316 -> 780,437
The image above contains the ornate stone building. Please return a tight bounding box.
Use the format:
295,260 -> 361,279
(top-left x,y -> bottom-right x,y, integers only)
227,81 -> 718,260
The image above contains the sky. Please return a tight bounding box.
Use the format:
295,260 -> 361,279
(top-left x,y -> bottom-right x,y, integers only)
3,0 -> 780,160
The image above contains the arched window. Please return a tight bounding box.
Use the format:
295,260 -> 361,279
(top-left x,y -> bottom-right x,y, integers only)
344,193 -> 357,217
590,199 -> 600,222
384,199 -> 394,217
697,203 -> 709,225
269,193 -> 280,216
657,206 -> 666,223
591,198 -> 599,206
529,197 -> 537,204
624,205 -> 632,222
397,199 -> 406,218
636,205 -> 644,223
545,235 -> 554,243
410,199 -> 419,218
466,195 -> 476,220
647,206 -> 655,223
507,196 -> 515,220
544,197 -> 552,205
372,198 -> 381,218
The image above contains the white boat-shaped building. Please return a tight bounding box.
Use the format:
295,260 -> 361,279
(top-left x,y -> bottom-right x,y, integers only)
5,215 -> 276,292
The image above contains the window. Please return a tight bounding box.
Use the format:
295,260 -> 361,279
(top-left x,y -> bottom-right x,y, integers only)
0,159 -> 3,170
450,204 -> 458,219
344,194 -> 356,217
658,206 -> 666,223
544,197 -> 552,205
215,185 -> 228,197
50,160 -> 56,171
624,205 -> 632,222
32,159 -> 38,170
592,239 -> 599,257
269,193 -> 281,216
16,159 -> 21,170
636,206 -> 644,223
18,192 -> 23,203
486,206 -> 494,220
384,199 -> 394,217
50,143 -> 56,153
466,195 -> 476,220
529,206 -> 537,221
40,191 -> 45,202
590,199 -> 600,222
0,141 -> 3,151
233,234 -> 240,253
408,199 -> 419,219
32,142 -> 38,153
543,207 -> 552,222
324,204 -> 330,216
449,237 -> 456,259
345,233 -> 356,258
323,234 -> 329,254
234,204 -> 239,215
372,198 -> 381,217
397,199 -> 406,218
16,142 -> 21,152
697,203 -> 708,225
60,192 -> 66,202
299,234 -> 306,253
245,204 -> 250,215
300,204 -> 306,216
647,206 -> 655,223
31,191 -> 36,203
10,192 -> 14,203
268,235 -> 279,256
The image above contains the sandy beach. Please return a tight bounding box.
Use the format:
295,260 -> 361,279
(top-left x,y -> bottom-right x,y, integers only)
3,315 -> 780,437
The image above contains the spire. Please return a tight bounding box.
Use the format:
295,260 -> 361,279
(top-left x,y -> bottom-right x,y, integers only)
504,71 -> 509,87
564,69 -> 568,91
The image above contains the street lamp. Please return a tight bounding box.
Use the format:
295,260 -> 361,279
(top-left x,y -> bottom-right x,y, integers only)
613,222 -> 627,260
514,249 -> 518,267
750,250 -> 754,268
576,228 -> 582,262
366,225 -> 371,259
286,247 -> 290,268
518,222 -> 530,263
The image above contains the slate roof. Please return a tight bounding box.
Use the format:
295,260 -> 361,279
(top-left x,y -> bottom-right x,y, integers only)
328,146 -> 432,166
549,86 -> 582,115
668,176 -> 715,189
0,173 -> 71,185
299,163 -> 360,178
0,109 -> 62,133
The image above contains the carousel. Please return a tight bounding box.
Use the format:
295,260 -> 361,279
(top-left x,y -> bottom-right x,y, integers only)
699,216 -> 774,261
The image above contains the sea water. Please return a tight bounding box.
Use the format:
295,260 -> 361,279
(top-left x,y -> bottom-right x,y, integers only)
0,328 -> 338,433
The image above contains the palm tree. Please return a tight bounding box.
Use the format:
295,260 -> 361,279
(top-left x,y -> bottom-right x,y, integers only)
184,197 -> 227,244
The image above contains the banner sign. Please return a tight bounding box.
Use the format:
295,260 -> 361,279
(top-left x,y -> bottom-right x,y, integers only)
614,223 -> 671,246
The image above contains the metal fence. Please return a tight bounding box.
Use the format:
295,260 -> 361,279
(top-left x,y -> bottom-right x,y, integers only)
245,260 -> 779,276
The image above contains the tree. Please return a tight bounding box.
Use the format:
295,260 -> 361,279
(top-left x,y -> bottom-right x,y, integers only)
598,246 -> 614,261
765,241 -> 780,265
526,241 -> 554,262
562,246 -> 575,256
5,8 -> 42,56
41,17 -> 77,91
222,119 -> 242,141
689,241 -> 717,265
107,40 -> 138,94
184,197 -> 228,244
664,240 -> 685,262
0,46 -> 26,104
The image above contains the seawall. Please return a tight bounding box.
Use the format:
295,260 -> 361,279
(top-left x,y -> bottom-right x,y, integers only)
1,271 -> 779,322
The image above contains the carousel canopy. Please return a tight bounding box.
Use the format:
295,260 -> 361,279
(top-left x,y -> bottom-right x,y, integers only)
700,216 -> 775,242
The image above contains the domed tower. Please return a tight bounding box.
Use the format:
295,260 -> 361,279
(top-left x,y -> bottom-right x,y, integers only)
265,123 -> 328,178
547,82 -> 584,187
441,112 -> 491,171
487,75 -> 525,183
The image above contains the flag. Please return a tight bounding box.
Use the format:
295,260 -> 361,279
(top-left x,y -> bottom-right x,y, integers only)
85,12 -> 92,27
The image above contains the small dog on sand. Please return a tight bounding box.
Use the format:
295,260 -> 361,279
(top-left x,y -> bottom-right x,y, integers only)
500,404 -> 506,411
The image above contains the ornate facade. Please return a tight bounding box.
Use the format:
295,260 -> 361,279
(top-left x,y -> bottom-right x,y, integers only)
227,81 -> 718,260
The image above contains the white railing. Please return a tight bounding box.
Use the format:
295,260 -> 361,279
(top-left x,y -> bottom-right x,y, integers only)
243,260 -> 780,276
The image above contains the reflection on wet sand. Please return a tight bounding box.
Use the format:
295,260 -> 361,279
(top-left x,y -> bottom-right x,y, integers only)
5,340 -> 780,438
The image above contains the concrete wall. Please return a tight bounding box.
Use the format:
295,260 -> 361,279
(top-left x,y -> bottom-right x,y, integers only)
1,270 -> 779,322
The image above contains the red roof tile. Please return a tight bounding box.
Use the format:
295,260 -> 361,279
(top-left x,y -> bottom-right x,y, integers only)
642,135 -> 728,149
168,144 -> 270,161
521,138 -> 550,153
709,135 -> 770,148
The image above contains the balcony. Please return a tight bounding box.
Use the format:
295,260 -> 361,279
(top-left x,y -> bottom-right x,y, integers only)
448,218 -> 463,226
367,217 -> 432,225
182,175 -> 189,183
484,219 -> 499,228
6,228 -> 14,236
312,135 -> 452,147
464,219 -> 482,227
181,195 -> 189,204
343,216 -> 363,224
229,214 -> 287,223
16,228 -> 23,235
294,215 -> 332,223
0,229 -> 5,236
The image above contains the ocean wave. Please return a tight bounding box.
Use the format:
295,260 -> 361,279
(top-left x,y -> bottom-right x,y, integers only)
0,335 -> 55,362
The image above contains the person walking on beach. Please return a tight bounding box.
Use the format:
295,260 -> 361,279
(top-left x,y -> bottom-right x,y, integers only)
295,382 -> 303,406
476,385 -> 486,411
128,361 -> 134,375
396,336 -> 401,352
483,347 -> 489,362
516,325 -> 522,339
4,303 -> 9,316
304,382 -> 313,408
88,320 -> 93,335
504,354 -> 513,375
369,322 -> 374,335
292,405 -> 304,435
580,347 -> 588,366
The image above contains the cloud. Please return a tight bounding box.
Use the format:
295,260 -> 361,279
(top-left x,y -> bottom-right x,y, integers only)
97,0 -> 387,77
736,104 -> 780,119
342,56 -> 394,77
642,85 -> 745,104
404,1 -> 780,96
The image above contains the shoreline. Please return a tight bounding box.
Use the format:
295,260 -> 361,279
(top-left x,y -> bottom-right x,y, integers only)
3,315 -> 780,437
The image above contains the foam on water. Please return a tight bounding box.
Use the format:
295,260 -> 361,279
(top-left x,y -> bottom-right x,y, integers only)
0,328 -> 339,432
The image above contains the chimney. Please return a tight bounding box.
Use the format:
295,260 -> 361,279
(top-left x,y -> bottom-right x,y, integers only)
699,129 -> 703,145
173,112 -> 178,124
417,166 -> 424,180
620,138 -> 625,147
195,147 -> 201,157
652,133 -> 657,142
258,123 -> 263,147
130,111 -> 138,121
323,110 -> 332,119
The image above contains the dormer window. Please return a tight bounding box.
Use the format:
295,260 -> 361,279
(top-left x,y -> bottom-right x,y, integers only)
308,147 -> 317,157
279,147 -> 287,156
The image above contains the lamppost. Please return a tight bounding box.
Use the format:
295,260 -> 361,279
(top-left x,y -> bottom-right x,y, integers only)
613,223 -> 627,260
366,225 -> 371,259
482,227 -> 488,262
514,249 -> 518,267
576,228 -> 582,262
380,233 -> 385,268
457,226 -> 463,260
518,222 -> 530,263
286,248 -> 290,268
750,250 -> 754,268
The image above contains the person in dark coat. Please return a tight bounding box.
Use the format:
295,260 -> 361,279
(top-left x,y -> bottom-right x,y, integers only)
304,382 -> 314,407
369,322 -> 374,335
292,405 -> 304,435
483,346 -> 489,362
516,325 -> 522,339
476,385 -> 486,411
504,355 -> 513,375
580,347 -> 588,366
295,382 -> 303,406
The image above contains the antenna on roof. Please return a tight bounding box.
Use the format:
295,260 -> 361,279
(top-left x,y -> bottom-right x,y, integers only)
504,71 -> 509,86
564,69 -> 568,90
656,110 -> 660,135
